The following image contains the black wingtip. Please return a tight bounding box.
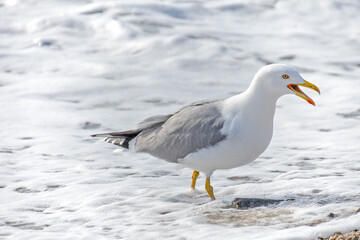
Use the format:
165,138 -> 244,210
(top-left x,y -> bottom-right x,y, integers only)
91,133 -> 109,137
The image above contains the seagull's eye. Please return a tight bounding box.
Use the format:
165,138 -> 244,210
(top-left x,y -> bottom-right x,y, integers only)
282,74 -> 289,79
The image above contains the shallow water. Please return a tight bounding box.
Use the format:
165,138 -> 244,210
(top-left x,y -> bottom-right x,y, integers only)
0,0 -> 360,239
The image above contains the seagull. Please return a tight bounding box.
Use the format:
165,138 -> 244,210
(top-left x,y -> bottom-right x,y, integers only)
92,64 -> 320,200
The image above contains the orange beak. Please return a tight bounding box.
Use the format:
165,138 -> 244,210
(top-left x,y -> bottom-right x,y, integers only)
287,80 -> 320,106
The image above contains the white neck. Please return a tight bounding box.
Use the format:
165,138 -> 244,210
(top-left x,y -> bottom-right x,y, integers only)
246,81 -> 278,117
225,82 -> 279,123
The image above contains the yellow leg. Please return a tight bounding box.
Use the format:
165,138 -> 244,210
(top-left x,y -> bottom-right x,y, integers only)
191,170 -> 200,189
205,178 -> 216,200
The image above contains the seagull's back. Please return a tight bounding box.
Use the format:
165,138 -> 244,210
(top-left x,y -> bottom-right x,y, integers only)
135,100 -> 226,163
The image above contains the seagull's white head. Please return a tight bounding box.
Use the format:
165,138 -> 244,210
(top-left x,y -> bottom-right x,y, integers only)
252,64 -> 320,106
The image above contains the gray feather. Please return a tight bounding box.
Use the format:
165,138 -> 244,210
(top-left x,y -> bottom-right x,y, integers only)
136,114 -> 173,130
92,100 -> 226,158
135,100 -> 226,162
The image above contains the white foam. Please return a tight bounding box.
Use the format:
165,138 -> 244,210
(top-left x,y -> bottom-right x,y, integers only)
0,0 -> 359,239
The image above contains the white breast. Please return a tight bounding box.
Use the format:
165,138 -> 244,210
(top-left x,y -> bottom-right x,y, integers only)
179,91 -> 276,175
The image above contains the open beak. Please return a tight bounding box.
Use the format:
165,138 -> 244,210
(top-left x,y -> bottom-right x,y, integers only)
287,80 -> 320,106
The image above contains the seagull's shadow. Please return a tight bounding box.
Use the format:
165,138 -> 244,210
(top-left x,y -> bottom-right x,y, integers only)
229,197 -> 295,209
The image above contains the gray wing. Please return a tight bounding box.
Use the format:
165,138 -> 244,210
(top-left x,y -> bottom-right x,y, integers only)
91,115 -> 173,149
136,100 -> 226,162
136,114 -> 173,130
